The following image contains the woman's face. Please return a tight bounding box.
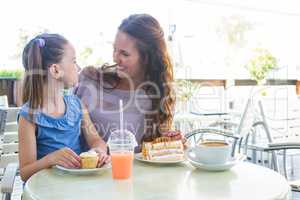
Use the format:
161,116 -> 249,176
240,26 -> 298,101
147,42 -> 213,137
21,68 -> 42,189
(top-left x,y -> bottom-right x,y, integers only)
113,31 -> 144,81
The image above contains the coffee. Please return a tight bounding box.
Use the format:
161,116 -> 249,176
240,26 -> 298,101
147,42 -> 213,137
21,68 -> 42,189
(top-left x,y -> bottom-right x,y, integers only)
199,141 -> 228,147
187,140 -> 231,164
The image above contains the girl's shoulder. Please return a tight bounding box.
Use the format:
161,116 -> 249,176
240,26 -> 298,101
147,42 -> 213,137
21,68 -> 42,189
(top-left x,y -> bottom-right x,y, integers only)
18,102 -> 40,123
19,95 -> 83,130
19,95 -> 82,115
63,94 -> 82,112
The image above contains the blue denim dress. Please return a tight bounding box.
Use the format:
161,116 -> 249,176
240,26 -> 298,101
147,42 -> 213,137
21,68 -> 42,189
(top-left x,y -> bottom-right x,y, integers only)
19,95 -> 83,159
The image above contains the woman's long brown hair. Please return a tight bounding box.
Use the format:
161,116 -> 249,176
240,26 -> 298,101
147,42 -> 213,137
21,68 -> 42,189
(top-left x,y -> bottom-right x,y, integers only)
82,14 -> 175,141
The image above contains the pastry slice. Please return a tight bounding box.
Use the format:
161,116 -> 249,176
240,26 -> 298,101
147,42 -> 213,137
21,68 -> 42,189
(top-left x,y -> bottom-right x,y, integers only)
142,137 -> 184,161
80,150 -> 99,169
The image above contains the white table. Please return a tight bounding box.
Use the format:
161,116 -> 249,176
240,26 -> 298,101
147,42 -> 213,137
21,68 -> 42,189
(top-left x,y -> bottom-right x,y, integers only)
23,161 -> 290,200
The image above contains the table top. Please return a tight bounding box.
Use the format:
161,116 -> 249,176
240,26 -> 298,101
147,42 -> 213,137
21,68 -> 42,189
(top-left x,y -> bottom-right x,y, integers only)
23,161 -> 290,200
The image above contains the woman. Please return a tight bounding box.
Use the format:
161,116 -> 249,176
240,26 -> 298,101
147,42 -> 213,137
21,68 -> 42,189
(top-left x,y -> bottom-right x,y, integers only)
75,14 -> 183,151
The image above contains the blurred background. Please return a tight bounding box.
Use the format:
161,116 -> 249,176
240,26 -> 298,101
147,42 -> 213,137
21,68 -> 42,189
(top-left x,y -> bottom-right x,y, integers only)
0,0 -> 300,116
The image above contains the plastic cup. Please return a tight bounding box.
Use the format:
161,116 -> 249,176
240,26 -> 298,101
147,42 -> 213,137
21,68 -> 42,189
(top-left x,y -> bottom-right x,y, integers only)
108,130 -> 137,180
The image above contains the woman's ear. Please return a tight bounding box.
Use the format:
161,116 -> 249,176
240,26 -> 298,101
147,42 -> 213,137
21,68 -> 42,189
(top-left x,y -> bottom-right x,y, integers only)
48,64 -> 63,80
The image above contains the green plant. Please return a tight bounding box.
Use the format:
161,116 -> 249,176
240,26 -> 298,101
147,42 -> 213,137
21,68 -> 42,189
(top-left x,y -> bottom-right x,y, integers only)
175,79 -> 198,102
245,48 -> 278,85
0,69 -> 24,79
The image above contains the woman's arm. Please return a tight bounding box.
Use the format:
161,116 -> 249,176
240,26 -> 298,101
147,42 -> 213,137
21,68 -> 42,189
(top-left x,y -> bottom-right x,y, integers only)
81,104 -> 110,166
18,116 -> 81,181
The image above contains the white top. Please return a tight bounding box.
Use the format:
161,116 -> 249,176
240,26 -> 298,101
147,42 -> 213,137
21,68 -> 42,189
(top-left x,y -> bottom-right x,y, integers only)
23,161 -> 291,200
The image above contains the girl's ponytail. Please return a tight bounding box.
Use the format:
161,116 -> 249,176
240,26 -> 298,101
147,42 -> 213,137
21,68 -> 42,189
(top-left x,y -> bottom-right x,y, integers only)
22,39 -> 46,110
22,34 -> 68,111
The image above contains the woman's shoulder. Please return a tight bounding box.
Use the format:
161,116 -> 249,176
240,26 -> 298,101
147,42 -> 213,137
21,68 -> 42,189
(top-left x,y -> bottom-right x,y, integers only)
74,66 -> 101,98
79,66 -> 102,83
79,65 -> 117,84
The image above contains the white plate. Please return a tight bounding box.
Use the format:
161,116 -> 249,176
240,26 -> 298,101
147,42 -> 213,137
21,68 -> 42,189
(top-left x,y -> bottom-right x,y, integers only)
186,151 -> 246,171
53,163 -> 111,175
134,153 -> 185,164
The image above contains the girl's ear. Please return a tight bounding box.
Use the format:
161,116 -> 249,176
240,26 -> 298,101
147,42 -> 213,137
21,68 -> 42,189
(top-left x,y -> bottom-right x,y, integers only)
48,64 -> 63,80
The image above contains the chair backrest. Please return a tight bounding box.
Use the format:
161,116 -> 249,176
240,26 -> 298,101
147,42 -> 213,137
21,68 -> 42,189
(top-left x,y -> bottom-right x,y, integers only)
0,107 -> 20,134
0,95 -> 8,108
0,108 -> 8,135
0,107 -> 20,169
235,98 -> 256,137
252,100 -> 279,171
258,98 -> 300,140
185,100 -> 253,156
6,107 -> 20,123
257,101 -> 274,143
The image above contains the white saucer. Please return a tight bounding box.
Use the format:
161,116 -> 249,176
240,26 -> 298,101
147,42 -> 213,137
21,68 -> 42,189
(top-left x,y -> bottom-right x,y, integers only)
186,151 -> 246,171
134,153 -> 185,164
53,163 -> 111,175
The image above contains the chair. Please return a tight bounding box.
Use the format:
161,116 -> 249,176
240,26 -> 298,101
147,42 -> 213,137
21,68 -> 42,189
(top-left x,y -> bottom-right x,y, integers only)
0,108 -> 19,169
248,100 -> 300,192
1,163 -> 19,200
0,96 -> 8,109
185,98 -> 256,156
0,107 -> 22,200
266,143 -> 300,192
245,101 -> 280,171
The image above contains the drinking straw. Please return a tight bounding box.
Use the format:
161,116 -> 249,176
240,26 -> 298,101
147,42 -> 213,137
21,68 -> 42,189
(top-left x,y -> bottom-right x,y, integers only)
119,100 -> 124,141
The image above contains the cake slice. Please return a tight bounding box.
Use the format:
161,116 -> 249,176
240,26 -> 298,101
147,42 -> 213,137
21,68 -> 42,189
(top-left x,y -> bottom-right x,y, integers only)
142,137 -> 184,161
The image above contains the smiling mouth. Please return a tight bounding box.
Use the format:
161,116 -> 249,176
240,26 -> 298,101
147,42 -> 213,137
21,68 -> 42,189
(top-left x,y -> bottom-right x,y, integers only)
117,65 -> 126,71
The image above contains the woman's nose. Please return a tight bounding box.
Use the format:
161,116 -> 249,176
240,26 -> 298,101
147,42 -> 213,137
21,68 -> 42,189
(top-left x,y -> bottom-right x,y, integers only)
113,52 -> 120,64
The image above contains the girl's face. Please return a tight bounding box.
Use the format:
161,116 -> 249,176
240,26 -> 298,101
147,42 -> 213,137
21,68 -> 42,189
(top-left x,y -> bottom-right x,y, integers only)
59,43 -> 80,87
113,31 -> 144,81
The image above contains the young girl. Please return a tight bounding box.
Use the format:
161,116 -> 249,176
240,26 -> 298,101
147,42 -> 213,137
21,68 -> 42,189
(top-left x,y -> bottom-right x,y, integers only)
18,33 -> 109,181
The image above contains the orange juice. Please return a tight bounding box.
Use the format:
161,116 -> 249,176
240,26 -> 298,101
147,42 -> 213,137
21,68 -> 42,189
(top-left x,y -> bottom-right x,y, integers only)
111,152 -> 134,179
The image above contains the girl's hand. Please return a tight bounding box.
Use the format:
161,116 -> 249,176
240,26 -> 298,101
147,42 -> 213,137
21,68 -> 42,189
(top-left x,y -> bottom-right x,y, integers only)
161,130 -> 187,148
47,147 -> 81,168
91,148 -> 111,167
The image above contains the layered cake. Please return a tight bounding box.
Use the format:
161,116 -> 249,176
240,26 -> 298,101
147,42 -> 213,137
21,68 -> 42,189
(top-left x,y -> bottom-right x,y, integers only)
142,137 -> 184,161
80,151 -> 99,169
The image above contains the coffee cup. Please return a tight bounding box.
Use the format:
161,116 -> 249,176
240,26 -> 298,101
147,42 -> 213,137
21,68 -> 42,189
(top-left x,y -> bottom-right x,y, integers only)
186,140 -> 231,165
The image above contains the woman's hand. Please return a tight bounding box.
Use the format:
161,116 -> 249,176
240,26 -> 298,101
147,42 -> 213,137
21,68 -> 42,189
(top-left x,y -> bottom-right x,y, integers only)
91,147 -> 111,167
161,130 -> 187,148
46,147 -> 81,169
